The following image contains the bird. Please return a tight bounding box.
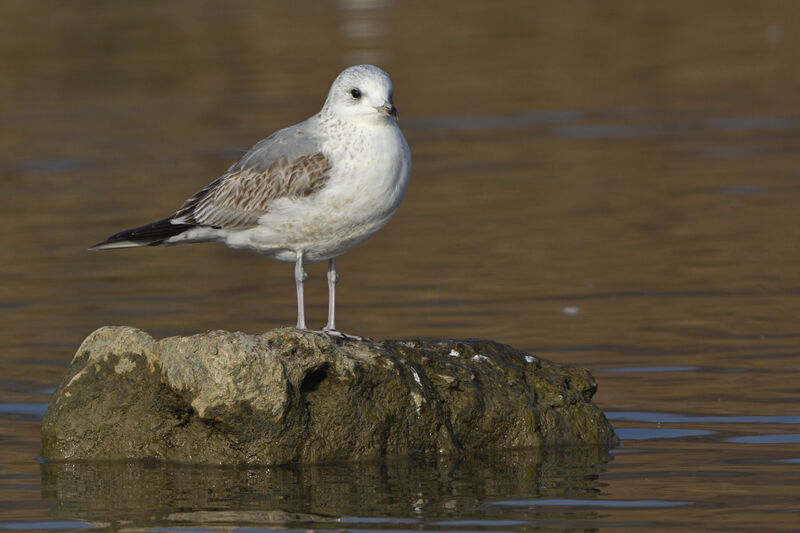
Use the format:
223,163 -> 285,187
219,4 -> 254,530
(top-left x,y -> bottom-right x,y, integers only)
90,64 -> 412,336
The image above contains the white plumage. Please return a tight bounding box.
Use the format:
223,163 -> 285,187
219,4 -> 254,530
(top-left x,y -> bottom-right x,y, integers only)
91,65 -> 412,335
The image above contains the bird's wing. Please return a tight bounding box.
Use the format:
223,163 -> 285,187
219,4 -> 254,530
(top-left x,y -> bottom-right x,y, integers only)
172,122 -> 332,229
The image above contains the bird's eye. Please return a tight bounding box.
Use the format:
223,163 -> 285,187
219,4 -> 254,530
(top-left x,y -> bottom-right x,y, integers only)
350,88 -> 361,99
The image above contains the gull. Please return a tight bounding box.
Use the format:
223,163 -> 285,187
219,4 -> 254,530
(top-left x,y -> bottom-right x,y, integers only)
90,65 -> 412,336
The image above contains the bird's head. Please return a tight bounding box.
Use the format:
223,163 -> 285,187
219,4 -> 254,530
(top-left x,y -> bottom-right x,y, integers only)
323,64 -> 398,125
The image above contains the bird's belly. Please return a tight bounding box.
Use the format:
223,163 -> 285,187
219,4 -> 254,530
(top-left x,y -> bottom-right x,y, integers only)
224,194 -> 398,264
223,127 -> 411,264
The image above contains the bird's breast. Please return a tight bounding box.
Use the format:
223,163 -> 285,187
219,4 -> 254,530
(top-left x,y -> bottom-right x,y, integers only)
319,123 -> 407,207
243,123 -> 411,262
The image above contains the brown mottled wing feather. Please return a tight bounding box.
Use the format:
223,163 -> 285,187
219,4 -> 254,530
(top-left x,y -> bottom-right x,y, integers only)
172,152 -> 331,229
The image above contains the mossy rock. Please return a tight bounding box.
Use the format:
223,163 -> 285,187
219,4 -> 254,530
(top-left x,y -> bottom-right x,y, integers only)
41,327 -> 617,465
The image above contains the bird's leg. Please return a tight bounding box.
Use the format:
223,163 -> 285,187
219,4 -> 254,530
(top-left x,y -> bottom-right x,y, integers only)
317,259 -> 370,341
294,252 -> 307,330
323,257 -> 339,333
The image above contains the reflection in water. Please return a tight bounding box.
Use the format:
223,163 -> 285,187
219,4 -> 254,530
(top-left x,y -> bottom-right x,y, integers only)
41,448 -> 611,528
340,0 -> 392,67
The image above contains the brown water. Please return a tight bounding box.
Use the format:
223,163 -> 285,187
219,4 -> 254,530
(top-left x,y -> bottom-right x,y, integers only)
2,1 -> 800,530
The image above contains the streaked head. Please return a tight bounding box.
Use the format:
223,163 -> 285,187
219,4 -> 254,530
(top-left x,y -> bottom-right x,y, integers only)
322,65 -> 398,124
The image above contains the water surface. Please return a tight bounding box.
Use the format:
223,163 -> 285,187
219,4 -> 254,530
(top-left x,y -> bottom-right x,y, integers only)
2,1 -> 800,530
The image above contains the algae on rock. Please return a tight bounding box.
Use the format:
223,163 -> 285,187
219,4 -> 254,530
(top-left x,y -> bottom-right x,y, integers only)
41,326 -> 617,465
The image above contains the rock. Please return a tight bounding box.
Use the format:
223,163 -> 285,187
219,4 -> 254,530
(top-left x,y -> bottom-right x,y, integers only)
41,326 -> 618,465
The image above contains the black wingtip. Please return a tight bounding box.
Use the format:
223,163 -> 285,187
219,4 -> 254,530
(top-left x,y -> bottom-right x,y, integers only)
90,217 -> 198,250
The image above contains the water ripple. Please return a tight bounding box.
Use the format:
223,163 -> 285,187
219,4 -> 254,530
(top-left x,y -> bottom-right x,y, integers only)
726,434 -> 800,444
490,498 -> 693,508
608,411 -> 800,425
617,428 -> 715,440
0,521 -> 97,531
0,403 -> 48,421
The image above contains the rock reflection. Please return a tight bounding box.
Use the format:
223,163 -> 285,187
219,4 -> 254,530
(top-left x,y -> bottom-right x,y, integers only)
41,447 -> 612,528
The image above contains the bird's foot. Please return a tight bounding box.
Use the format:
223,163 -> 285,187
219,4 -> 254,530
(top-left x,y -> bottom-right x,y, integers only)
316,328 -> 372,342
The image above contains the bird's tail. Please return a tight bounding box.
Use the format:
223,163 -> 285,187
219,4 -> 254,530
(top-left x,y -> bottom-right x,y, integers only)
88,217 -> 196,251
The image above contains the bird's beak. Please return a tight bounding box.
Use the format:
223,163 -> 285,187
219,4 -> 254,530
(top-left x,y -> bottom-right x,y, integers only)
378,103 -> 398,119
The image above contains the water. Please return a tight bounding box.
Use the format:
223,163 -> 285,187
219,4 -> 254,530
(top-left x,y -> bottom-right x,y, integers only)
2,0 -> 800,530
